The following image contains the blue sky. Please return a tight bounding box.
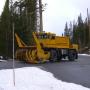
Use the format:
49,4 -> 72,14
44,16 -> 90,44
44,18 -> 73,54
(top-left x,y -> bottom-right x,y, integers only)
0,0 -> 90,35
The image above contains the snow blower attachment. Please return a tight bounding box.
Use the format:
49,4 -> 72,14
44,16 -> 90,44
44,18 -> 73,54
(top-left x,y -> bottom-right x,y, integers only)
15,32 -> 78,63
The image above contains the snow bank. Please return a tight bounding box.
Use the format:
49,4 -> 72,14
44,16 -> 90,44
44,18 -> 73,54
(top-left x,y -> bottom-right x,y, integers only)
78,54 -> 90,56
0,60 -> 7,62
0,67 -> 90,90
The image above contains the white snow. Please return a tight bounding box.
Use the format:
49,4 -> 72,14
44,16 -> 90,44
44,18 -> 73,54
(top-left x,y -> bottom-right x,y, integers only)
78,54 -> 90,56
0,67 -> 90,90
0,60 -> 7,62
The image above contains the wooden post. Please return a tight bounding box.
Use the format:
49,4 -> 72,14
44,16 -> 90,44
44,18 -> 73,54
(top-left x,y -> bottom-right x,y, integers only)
13,23 -> 15,86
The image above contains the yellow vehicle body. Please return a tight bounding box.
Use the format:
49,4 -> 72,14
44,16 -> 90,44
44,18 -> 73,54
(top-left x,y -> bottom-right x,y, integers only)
15,32 -> 78,63
38,36 -> 71,49
72,44 -> 78,51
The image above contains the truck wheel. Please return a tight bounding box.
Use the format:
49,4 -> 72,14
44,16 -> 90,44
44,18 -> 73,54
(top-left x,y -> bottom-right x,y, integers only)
74,51 -> 78,59
50,49 -> 57,62
68,50 -> 75,61
76,53 -> 78,59
57,49 -> 62,62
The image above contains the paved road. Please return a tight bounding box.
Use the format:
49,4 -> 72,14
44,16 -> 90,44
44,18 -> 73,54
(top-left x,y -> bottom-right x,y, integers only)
0,55 -> 90,88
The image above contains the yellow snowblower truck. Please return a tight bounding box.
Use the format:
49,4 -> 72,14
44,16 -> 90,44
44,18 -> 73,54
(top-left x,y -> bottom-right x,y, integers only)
15,31 -> 78,63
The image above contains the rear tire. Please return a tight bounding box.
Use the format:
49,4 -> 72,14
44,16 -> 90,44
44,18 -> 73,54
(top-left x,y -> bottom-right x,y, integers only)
68,50 -> 75,61
74,50 -> 78,59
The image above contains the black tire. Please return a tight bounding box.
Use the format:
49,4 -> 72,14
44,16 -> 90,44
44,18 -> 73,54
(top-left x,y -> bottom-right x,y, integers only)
75,53 -> 78,59
74,51 -> 78,59
68,50 -> 75,61
56,49 -> 62,62
49,49 -> 57,62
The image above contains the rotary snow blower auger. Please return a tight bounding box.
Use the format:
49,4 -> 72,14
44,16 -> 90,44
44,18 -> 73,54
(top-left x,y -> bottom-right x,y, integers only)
15,32 -> 50,64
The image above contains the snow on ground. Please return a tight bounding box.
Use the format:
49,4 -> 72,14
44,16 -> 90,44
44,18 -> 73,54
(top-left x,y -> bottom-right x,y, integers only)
0,60 -> 7,62
78,54 -> 90,56
0,67 -> 90,90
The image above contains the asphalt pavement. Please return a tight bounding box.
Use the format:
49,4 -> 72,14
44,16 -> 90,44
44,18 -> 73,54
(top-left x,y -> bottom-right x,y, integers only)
0,55 -> 90,88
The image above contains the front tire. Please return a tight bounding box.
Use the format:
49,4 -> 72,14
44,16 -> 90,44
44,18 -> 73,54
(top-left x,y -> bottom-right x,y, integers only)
49,49 -> 57,62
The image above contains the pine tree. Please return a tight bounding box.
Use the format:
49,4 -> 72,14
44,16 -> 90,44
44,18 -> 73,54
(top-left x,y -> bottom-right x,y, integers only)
0,0 -> 10,57
64,22 -> 69,36
0,0 -> 38,57
77,14 -> 84,48
68,21 -> 73,40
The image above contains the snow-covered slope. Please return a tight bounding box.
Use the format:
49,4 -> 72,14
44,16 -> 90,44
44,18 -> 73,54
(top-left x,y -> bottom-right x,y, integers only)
0,67 -> 90,90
